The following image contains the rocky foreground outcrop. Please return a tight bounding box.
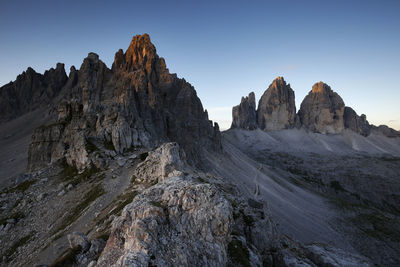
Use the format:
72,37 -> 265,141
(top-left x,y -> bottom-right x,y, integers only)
26,34 -> 221,171
94,142 -> 281,267
0,63 -> 68,123
257,77 -> 297,131
298,82 -> 345,134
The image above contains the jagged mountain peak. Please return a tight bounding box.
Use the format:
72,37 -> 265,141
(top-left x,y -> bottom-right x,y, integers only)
25,33 -> 221,171
113,33 -> 159,72
270,76 -> 286,86
311,81 -> 332,93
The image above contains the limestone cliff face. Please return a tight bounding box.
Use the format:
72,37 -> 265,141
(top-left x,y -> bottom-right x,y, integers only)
343,107 -> 371,136
0,63 -> 67,123
231,92 -> 257,130
27,34 -> 221,171
257,77 -> 297,131
298,82 -> 345,134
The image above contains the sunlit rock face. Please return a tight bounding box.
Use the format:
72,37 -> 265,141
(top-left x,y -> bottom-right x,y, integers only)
298,82 -> 345,134
257,77 -> 297,131
231,92 -> 257,130
27,34 -> 221,171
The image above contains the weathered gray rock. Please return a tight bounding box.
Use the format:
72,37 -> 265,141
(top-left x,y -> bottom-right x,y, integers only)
97,176 -> 233,267
257,77 -> 297,131
134,143 -> 185,185
231,92 -> 257,130
344,106 -> 371,136
67,232 -> 90,252
27,34 -> 221,172
94,142 -> 282,267
298,82 -> 345,134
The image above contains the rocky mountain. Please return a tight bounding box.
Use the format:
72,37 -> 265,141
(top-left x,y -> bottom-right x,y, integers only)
0,63 -> 68,123
232,78 -> 400,138
231,92 -> 257,130
26,34 -> 221,172
257,77 -> 297,131
0,34 -> 399,267
298,82 -> 345,134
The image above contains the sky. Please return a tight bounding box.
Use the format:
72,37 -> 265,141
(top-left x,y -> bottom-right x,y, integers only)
0,0 -> 399,130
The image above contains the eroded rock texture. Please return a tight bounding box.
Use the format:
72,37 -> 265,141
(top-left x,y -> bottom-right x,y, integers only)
257,76 -> 297,131
298,82 -> 345,134
231,92 -> 257,130
97,142 -> 281,267
27,34 -> 221,171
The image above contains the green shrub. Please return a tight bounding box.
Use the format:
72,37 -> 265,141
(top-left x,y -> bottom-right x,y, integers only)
227,239 -> 250,267
85,139 -> 99,153
104,139 -> 115,151
50,246 -> 82,267
330,180 -> 345,192
139,152 -> 149,161
2,233 -> 33,262
53,184 -> 105,234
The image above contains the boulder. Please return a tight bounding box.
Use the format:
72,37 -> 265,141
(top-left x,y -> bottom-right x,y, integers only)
97,176 -> 233,267
67,232 -> 90,252
134,143 -> 185,185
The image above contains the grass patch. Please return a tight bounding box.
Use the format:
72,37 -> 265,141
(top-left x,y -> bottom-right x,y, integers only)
94,233 -> 110,242
353,212 -> 400,241
61,160 -> 101,186
139,152 -> 149,161
85,139 -> 99,153
287,167 -> 308,176
240,209 -> 254,226
227,239 -> 251,267
150,200 -> 164,208
5,179 -> 37,193
197,176 -> 209,184
104,139 -> 115,151
71,165 -> 101,186
50,246 -> 82,267
380,156 -> 400,162
110,191 -> 138,216
53,183 -> 105,234
60,159 -> 78,180
1,232 -> 34,262
330,180 -> 345,192
15,179 -> 36,192
0,211 -> 24,226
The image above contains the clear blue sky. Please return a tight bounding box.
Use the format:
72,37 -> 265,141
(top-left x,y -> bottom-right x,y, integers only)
1,0 -> 399,130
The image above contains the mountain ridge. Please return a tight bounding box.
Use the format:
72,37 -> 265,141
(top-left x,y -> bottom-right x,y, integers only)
232,76 -> 400,138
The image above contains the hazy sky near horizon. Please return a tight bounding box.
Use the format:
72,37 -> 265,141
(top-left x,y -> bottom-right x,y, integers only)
1,0 -> 399,130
